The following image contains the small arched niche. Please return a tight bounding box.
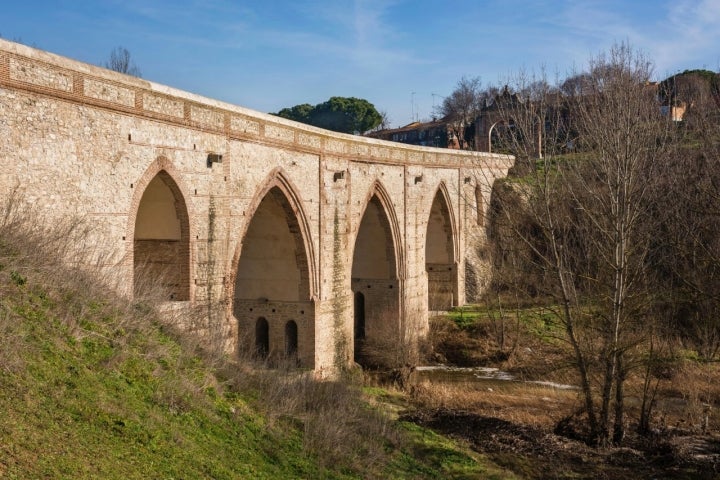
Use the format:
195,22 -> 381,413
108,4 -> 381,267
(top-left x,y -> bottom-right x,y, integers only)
353,291 -> 366,363
285,320 -> 298,358
256,317 -> 269,359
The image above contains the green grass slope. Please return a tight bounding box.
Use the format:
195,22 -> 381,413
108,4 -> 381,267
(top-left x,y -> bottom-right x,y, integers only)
0,268 -> 339,478
0,219 -> 516,479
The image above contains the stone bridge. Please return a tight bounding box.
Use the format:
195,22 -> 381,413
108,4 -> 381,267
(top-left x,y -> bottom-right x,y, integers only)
0,39 -> 512,374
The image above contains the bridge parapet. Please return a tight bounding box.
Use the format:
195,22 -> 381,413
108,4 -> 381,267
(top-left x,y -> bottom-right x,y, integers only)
0,38 -> 511,170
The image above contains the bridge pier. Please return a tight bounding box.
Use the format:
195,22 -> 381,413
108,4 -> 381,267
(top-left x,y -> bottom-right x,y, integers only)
233,299 -> 315,366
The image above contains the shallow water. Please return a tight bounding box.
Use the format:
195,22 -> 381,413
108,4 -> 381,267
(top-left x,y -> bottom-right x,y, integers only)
413,365 -> 577,390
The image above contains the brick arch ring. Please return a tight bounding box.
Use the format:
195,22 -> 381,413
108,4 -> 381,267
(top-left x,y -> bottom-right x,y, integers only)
125,156 -> 195,301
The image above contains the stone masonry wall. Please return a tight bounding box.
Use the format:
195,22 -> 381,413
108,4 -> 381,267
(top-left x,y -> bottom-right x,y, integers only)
0,39 -> 513,375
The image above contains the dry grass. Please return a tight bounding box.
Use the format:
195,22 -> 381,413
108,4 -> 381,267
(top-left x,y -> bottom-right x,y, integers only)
427,315 -> 496,365
356,308 -> 420,368
410,380 -> 579,430
649,361 -> 720,434
0,193 -> 224,410
402,309 -> 720,478
220,353 -> 403,474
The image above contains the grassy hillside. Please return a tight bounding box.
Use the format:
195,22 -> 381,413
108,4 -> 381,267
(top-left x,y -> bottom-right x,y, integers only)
0,246 -> 335,477
0,212 -> 515,479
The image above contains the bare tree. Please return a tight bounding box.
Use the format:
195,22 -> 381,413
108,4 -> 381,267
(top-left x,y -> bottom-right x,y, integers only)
560,72 -> 593,97
373,110 -> 392,131
0,33 -> 36,48
658,70 -> 720,362
104,46 -> 142,77
489,43 -> 675,445
435,76 -> 485,149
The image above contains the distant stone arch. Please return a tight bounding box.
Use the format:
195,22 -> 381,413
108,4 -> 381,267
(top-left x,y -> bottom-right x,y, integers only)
480,113 -> 542,158
488,119 -> 515,154
425,183 -> 458,310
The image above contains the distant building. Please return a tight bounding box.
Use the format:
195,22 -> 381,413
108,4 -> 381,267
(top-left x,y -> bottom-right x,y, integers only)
648,81 -> 687,122
474,87 -> 527,154
367,118 -> 460,149
659,103 -> 687,122
372,81 -> 691,157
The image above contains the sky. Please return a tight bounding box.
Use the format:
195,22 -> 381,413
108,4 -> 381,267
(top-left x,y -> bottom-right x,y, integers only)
2,0 -> 720,128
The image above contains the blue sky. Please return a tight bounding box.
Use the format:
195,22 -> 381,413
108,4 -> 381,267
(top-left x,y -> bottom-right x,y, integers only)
3,1 -> 719,128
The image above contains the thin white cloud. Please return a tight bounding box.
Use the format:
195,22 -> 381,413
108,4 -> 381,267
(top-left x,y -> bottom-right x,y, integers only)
96,0 -> 430,74
35,0 -> 718,128
249,0 -> 426,70
352,1 -> 400,50
532,0 -> 720,78
653,0 -> 720,73
550,1 -> 647,68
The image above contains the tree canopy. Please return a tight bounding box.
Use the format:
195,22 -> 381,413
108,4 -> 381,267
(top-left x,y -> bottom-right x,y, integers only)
658,69 -> 720,107
275,97 -> 382,134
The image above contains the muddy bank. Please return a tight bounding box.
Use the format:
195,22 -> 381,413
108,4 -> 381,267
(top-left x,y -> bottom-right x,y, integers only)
404,407 -> 720,479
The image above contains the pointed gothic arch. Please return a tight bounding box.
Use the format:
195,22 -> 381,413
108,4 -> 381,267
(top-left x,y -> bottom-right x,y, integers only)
353,181 -> 405,278
229,168 -> 317,299
231,169 -> 315,367
350,181 -> 403,367
128,158 -> 192,301
425,183 -> 459,310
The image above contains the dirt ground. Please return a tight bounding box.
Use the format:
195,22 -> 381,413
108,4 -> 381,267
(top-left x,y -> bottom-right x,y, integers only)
400,314 -> 720,479
405,407 -> 720,479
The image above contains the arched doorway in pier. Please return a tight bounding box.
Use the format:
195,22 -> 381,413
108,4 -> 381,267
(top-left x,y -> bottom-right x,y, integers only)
256,317 -> 269,359
353,292 -> 366,363
351,193 -> 400,366
285,320 -> 298,357
425,187 -> 457,311
133,171 -> 190,301
233,185 -> 314,367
